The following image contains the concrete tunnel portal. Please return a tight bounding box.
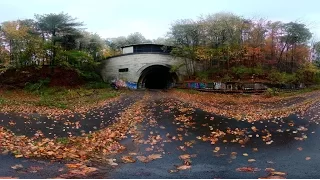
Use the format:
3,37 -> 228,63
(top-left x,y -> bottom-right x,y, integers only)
138,65 -> 178,89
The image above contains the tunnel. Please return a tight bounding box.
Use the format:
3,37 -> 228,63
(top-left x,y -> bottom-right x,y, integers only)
138,65 -> 178,89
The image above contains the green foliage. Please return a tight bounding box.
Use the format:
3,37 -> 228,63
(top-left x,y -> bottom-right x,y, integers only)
265,88 -> 279,97
36,97 -> 67,109
85,81 -> 110,89
170,63 -> 184,73
296,63 -> 320,84
79,70 -> 101,81
176,89 -> 199,94
268,69 -> 297,84
195,71 -> 209,81
282,22 -> 312,45
231,65 -> 264,78
56,137 -> 70,145
231,66 -> 251,78
222,74 -> 232,82
99,91 -> 119,99
56,50 -> 103,82
0,97 -> 6,105
24,78 -> 50,93
58,50 -> 94,67
251,66 -> 264,76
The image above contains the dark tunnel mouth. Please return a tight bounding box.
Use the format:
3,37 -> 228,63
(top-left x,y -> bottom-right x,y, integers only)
138,65 -> 177,89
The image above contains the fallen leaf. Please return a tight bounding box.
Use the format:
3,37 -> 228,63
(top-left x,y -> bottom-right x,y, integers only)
236,167 -> 260,172
121,156 -> 136,163
259,175 -> 286,179
136,156 -> 149,163
65,163 -> 82,169
168,169 -> 179,173
231,152 -> 237,156
251,126 -> 258,132
265,168 -> 275,172
14,155 -> 23,158
266,140 -> 274,145
0,177 -> 18,179
271,171 -> 286,176
106,159 -> 118,166
177,165 -> 191,170
11,164 -> 23,170
148,154 -> 162,160
213,147 -> 220,153
179,154 -> 191,160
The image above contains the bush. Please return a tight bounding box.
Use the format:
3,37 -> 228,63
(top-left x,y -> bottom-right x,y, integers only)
85,81 -> 110,89
0,97 -> 5,104
231,66 -> 250,78
265,88 -> 279,97
252,66 -> 264,76
268,69 -> 297,84
195,71 -> 209,81
24,78 -> 50,93
296,63 -> 320,84
222,74 -> 232,82
78,70 -> 101,81
36,96 -> 67,109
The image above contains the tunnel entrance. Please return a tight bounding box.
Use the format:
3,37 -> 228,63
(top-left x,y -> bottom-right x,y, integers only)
138,65 -> 178,89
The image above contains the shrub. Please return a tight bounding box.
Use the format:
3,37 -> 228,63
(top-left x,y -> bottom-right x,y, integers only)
0,97 -> 5,104
231,66 -> 250,78
24,78 -> 50,93
268,69 -> 297,84
195,71 -> 209,81
85,81 -> 110,89
222,74 -> 232,82
265,88 -> 279,97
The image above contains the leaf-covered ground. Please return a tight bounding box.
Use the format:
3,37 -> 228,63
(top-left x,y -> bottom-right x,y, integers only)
1,90 -> 320,178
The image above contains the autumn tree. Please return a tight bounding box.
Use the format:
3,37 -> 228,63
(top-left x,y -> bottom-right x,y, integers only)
278,22 -> 312,72
313,41 -> 320,67
106,32 -> 152,56
168,19 -> 203,77
78,32 -> 105,61
35,12 -> 83,65
0,20 -> 43,67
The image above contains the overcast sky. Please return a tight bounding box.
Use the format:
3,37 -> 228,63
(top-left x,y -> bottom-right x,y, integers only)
0,0 -> 319,40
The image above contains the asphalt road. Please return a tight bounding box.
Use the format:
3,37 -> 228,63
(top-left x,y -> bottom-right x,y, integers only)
1,91 -> 320,178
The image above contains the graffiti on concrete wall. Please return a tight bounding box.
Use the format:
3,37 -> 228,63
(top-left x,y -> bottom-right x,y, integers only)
199,83 -> 206,89
126,82 -> 137,89
186,82 -> 199,89
185,82 -> 228,90
115,79 -> 127,88
186,82 -> 207,89
112,78 -> 137,89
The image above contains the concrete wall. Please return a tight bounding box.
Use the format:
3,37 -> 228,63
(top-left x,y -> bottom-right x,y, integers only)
101,53 -> 188,84
122,46 -> 133,54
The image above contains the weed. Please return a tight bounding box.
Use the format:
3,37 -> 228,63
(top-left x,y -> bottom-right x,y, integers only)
176,89 -> 199,94
56,137 -> 69,145
85,81 -> 110,89
0,97 -> 5,104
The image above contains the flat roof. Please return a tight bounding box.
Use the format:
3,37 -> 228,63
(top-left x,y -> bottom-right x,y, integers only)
121,43 -> 173,48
